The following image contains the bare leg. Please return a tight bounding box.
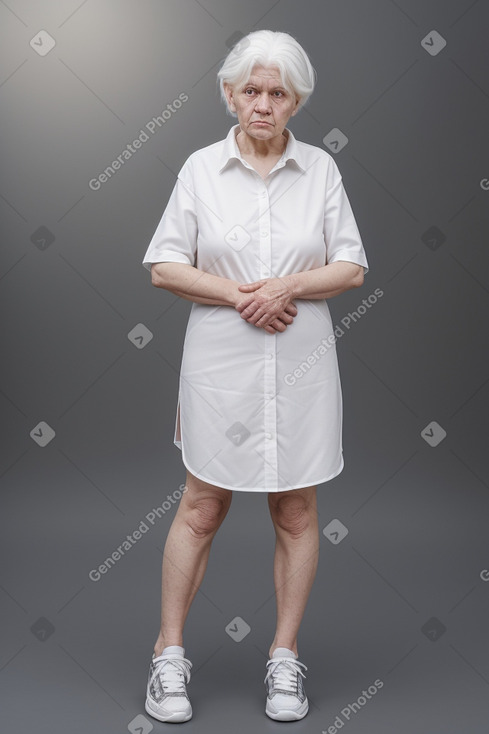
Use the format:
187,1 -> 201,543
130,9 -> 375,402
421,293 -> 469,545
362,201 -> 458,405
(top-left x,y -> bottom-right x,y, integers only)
267,486 -> 319,658
153,469 -> 232,656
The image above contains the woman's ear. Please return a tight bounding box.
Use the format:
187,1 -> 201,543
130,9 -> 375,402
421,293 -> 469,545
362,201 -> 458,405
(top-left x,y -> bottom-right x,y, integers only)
223,82 -> 236,112
291,96 -> 301,116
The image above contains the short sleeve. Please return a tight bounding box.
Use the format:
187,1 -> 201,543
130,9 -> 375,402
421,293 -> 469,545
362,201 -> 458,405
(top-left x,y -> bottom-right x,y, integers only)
324,160 -> 369,275
142,158 -> 197,271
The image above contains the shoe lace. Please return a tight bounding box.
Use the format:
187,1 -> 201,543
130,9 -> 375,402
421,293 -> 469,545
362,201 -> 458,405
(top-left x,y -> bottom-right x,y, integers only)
264,657 -> 307,694
153,654 -> 192,694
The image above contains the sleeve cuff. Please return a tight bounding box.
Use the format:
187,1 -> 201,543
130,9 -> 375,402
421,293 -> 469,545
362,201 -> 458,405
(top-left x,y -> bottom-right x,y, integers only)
142,251 -> 194,270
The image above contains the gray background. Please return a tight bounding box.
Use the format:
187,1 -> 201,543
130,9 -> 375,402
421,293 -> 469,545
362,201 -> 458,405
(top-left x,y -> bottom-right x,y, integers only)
1,0 -> 488,732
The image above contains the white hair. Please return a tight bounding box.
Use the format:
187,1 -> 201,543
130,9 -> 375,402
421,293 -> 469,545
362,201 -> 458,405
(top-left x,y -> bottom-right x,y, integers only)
217,30 -> 316,116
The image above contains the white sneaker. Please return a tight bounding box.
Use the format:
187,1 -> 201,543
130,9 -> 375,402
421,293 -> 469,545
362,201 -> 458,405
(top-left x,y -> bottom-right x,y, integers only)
264,647 -> 309,721
145,645 -> 193,722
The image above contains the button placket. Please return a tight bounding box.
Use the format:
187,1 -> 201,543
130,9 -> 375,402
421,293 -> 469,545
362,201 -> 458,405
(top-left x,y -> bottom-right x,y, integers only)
257,178 -> 278,489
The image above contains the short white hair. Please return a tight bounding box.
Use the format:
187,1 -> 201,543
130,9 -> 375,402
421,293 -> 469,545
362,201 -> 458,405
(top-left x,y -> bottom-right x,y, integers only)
217,30 -> 316,116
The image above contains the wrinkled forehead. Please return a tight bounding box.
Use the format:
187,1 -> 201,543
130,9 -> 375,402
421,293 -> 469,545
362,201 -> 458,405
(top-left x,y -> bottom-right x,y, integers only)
244,64 -> 286,87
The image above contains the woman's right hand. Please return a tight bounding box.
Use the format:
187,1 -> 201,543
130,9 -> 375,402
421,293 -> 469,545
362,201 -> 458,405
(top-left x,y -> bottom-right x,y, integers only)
262,302 -> 298,334
233,282 -> 297,333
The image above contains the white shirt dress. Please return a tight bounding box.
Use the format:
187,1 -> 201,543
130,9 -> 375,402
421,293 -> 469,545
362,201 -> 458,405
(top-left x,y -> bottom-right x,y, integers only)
142,124 -> 369,492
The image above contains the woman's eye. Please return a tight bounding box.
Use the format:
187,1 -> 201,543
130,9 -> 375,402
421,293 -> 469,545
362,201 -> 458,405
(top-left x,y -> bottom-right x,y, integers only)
243,88 -> 284,97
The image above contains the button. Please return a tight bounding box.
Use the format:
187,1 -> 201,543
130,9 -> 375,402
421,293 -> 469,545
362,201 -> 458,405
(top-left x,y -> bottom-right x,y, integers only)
265,432 -> 272,439
266,353 -> 273,359
260,230 -> 268,237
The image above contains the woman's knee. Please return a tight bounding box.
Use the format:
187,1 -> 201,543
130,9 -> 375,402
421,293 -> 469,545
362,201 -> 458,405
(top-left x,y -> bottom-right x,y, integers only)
269,489 -> 316,537
181,473 -> 232,538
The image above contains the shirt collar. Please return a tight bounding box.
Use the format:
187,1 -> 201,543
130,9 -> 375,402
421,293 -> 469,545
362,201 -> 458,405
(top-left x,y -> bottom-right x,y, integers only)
218,123 -> 306,174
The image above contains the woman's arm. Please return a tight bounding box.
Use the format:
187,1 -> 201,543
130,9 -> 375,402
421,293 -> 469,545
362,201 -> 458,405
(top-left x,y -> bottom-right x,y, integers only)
284,261 -> 364,299
236,261 -> 364,328
151,262 -> 240,306
239,261 -> 364,302
150,262 -> 298,333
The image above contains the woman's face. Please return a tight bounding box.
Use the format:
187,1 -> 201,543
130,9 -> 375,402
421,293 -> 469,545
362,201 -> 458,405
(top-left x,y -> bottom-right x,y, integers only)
224,64 -> 300,144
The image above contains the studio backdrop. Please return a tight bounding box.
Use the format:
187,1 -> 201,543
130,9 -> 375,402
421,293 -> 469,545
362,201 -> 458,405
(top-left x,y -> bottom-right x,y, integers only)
1,1 -> 488,733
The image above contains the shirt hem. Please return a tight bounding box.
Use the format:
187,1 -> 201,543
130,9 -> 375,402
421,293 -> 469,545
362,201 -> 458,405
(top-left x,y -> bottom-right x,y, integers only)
174,439 -> 344,492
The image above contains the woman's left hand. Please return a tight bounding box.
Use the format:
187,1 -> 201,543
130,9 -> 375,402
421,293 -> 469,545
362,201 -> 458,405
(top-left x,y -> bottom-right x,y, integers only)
236,277 -> 296,328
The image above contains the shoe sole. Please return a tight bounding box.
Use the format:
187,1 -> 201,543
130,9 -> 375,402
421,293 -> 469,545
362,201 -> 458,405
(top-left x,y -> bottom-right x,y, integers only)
145,698 -> 192,723
266,698 -> 309,721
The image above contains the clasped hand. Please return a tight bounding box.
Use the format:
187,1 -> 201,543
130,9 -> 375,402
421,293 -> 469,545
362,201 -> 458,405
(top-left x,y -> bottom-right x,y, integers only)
235,277 -> 297,335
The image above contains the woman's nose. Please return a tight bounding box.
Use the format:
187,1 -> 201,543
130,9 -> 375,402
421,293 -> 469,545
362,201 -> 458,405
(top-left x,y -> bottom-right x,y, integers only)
255,94 -> 272,112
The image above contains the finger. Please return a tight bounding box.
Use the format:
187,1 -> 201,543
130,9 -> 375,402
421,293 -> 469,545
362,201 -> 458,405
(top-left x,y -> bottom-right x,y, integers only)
236,295 -> 256,313
271,319 -> 286,332
253,312 -> 273,327
245,306 -> 268,325
253,303 -> 282,325
240,301 -> 260,319
238,281 -> 265,291
263,321 -> 283,334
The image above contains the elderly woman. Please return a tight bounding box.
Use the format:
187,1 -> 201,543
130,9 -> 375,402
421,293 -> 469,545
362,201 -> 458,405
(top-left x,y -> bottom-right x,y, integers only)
142,29 -> 368,723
